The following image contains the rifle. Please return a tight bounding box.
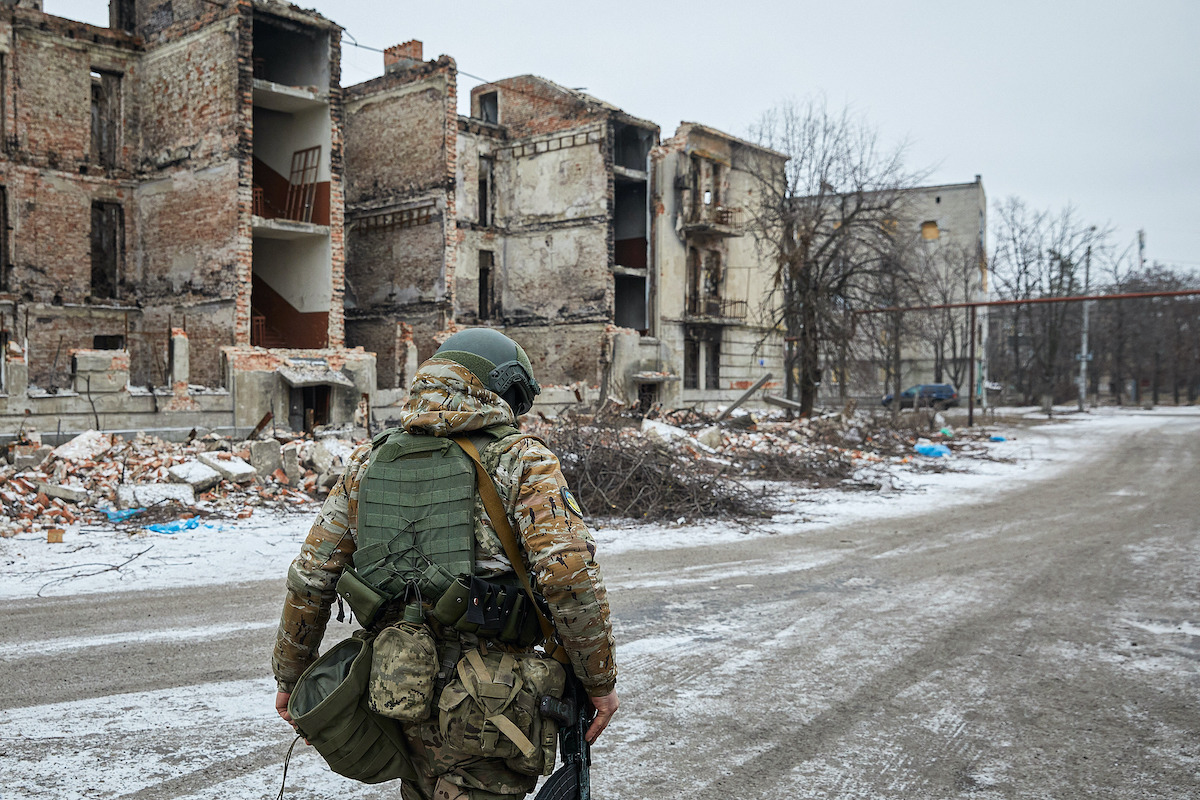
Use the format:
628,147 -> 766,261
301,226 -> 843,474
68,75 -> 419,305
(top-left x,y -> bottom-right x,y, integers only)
535,675 -> 594,800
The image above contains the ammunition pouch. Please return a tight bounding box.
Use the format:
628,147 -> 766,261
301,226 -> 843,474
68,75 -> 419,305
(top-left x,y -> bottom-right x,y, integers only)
430,574 -> 543,647
438,648 -> 566,776
287,632 -> 417,784
335,567 -> 388,629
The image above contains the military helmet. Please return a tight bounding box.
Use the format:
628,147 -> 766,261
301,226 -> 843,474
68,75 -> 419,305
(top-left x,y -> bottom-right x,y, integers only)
435,328 -> 542,415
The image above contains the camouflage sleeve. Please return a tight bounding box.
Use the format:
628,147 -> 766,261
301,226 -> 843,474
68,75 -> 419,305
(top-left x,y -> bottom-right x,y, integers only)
271,441 -> 372,693
497,437 -> 617,697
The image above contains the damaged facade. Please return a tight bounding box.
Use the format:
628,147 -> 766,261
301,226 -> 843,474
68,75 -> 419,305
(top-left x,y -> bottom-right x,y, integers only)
0,0 -> 373,442
343,44 -> 788,424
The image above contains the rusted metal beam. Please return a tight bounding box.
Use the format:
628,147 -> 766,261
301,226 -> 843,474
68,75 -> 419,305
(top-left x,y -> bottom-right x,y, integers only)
855,288 -> 1200,315
716,373 -> 773,421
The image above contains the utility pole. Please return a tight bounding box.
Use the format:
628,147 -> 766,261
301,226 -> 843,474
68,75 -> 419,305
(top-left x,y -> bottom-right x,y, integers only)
1077,245 -> 1092,412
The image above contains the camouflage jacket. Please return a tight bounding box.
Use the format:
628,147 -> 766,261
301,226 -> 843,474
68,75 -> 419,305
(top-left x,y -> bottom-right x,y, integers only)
271,359 -> 617,697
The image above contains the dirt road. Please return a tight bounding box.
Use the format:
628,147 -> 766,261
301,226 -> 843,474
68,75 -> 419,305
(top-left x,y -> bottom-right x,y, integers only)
2,415 -> 1198,799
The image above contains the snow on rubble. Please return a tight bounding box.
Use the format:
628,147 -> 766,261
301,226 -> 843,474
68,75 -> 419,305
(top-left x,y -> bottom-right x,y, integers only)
2,407 -> 1191,601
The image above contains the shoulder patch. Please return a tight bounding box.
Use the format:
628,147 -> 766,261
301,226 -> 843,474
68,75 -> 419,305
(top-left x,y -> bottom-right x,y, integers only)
560,487 -> 584,520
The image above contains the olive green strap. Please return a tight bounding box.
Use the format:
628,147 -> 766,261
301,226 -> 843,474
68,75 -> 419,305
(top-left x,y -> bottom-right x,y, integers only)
453,436 -> 569,665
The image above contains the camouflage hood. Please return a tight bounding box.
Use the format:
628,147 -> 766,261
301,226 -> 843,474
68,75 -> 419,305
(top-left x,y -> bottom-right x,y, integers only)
398,358 -> 518,437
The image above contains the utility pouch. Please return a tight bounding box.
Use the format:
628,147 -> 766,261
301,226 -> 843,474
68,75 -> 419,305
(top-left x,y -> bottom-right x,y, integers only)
368,604 -> 439,723
335,567 -> 387,629
431,575 -> 471,626
437,648 -> 566,776
288,631 -> 417,784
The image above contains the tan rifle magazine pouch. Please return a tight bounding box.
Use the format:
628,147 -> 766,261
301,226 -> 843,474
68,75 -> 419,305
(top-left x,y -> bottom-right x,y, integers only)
368,621 -> 439,723
437,647 -> 567,776
288,633 -> 417,784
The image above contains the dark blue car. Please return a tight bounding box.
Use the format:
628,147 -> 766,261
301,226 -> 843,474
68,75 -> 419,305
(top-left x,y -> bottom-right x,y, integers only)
882,383 -> 959,409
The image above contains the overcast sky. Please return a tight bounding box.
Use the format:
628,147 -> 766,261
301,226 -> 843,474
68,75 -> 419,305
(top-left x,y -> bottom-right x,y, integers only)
49,1 -> 1200,273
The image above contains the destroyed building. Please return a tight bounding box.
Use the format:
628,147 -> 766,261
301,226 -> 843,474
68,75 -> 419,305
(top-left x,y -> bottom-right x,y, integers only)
0,0 -> 374,443
343,44 -> 788,422
833,177 -> 989,402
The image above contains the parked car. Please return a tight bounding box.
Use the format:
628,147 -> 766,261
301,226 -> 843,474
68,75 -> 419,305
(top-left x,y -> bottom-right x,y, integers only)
881,383 -> 960,409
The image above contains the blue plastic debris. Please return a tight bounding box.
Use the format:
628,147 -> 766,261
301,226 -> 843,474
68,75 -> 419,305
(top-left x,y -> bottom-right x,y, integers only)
989,435 -> 1007,442
102,508 -> 145,522
145,517 -> 201,535
914,443 -> 952,458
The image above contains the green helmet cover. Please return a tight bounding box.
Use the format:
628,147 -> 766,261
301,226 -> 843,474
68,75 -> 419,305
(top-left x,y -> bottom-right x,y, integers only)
435,328 -> 542,415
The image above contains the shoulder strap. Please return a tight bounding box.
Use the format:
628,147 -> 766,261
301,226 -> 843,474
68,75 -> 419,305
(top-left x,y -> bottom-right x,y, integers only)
453,436 -> 569,665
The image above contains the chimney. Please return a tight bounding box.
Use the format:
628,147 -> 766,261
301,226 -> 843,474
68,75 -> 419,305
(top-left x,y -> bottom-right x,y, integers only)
384,40 -> 424,73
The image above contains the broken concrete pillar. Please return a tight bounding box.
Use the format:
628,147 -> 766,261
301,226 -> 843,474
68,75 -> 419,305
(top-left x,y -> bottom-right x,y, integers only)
198,452 -> 257,484
5,340 -> 28,397
169,328 -> 190,388
168,460 -> 222,492
281,441 -> 303,485
248,439 -> 283,476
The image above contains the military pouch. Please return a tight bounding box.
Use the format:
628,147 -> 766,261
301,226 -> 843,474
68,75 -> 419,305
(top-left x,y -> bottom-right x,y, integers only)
437,648 -> 566,776
335,567 -> 387,629
368,605 -> 439,723
288,632 -> 417,784
431,575 -> 543,648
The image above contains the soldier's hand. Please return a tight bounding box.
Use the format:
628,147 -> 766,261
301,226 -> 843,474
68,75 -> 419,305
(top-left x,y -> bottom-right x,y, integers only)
586,690 -> 619,744
275,691 -> 294,725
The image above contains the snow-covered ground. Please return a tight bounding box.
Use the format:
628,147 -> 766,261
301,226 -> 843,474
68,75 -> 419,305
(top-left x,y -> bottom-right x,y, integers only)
3,406 -> 1193,601
2,406 -> 1197,800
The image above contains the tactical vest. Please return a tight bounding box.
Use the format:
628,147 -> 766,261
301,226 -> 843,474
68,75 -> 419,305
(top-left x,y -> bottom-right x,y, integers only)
341,424 -> 520,626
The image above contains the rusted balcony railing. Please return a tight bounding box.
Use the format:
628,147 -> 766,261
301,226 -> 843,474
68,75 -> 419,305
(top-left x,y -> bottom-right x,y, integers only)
685,296 -> 748,320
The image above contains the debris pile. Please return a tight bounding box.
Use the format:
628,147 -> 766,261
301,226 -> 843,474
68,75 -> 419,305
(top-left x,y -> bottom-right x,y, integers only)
529,408 -> 1004,521
0,427 -> 366,538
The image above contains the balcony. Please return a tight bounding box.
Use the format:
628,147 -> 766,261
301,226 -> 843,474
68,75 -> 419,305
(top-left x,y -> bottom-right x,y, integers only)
682,205 -> 743,237
684,296 -> 748,322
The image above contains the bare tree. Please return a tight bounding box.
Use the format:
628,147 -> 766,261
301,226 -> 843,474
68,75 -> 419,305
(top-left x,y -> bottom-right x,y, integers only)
745,98 -> 926,416
989,198 -> 1107,403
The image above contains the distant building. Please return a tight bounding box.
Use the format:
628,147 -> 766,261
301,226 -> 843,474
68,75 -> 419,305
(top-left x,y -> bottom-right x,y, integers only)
826,177 -> 988,404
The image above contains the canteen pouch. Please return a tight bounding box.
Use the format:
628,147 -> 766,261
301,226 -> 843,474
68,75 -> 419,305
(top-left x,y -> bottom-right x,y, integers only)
437,648 -> 566,776
335,567 -> 387,629
368,614 -> 439,723
287,632 -> 417,784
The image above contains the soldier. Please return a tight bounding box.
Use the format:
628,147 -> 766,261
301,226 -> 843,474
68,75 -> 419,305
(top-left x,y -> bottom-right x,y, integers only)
272,328 -> 618,800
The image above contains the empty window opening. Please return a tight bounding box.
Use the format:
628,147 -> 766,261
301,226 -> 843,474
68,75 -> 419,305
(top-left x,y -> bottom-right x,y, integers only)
478,91 -> 498,124
684,338 -> 699,390
93,334 -> 125,350
705,339 -> 721,390
90,70 -> 121,169
710,163 -> 721,207
613,124 -> 653,171
252,15 -> 330,90
613,181 -> 647,269
112,0 -> 136,33
1,54 -> 7,152
636,382 -> 658,416
478,156 -> 493,226
290,384 -> 331,433
921,220 -> 940,240
0,186 -> 8,292
90,201 -> 123,300
614,274 -> 647,331
478,250 -> 496,321
251,236 -> 331,349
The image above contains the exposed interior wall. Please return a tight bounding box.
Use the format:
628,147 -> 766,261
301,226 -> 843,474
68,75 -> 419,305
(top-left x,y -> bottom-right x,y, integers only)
343,56 -> 457,387
252,235 -> 331,312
